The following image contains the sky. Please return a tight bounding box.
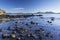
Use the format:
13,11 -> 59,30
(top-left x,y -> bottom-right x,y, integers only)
0,0 -> 60,13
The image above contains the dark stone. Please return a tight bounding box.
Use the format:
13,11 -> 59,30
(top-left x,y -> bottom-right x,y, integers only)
0,29 -> 2,32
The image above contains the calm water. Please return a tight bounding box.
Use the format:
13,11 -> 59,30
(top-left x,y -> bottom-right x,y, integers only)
41,14 -> 60,18
0,14 -> 60,40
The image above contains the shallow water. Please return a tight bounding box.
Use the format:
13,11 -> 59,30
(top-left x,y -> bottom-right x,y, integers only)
0,14 -> 60,40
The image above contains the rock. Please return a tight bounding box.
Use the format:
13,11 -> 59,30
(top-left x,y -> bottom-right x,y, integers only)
7,26 -> 11,31
17,28 -> 25,34
25,29 -> 28,32
27,33 -> 35,39
15,21 -> 18,24
16,37 -> 21,40
45,32 -> 53,38
20,30 -> 25,34
39,28 -> 44,31
39,36 -> 43,40
15,26 -> 18,31
10,34 -> 16,39
39,15 -> 43,16
50,17 -> 55,21
12,31 -> 16,34
40,17 -> 44,19
35,28 -> 44,34
30,21 -> 35,25
2,33 -> 9,39
47,21 -> 52,23
25,23 -> 29,26
15,21 -> 18,27
0,29 -> 2,32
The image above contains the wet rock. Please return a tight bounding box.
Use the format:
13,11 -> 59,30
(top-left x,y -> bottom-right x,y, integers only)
29,26 -> 32,29
30,21 -> 38,25
14,26 -> 18,31
16,37 -> 21,40
35,28 -> 44,34
0,29 -> 2,32
17,28 -> 25,34
26,33 -> 35,39
39,14 -> 43,16
25,29 -> 28,32
39,28 -> 44,31
40,17 -> 44,19
45,32 -> 53,38
50,17 -> 55,21
2,33 -> 10,39
12,31 -> 16,34
25,23 -> 29,26
30,21 -> 35,25
15,21 -> 18,27
47,21 -> 52,23
20,30 -> 25,34
15,21 -> 18,24
39,36 -> 43,40
10,34 -> 16,39
7,26 -> 11,31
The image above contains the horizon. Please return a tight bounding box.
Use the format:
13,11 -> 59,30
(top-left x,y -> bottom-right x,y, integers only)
6,11 -> 60,13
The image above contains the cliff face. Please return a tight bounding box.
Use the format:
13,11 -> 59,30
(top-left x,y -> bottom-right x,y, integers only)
0,9 -> 6,15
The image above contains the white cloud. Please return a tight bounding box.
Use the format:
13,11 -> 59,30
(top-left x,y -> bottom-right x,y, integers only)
12,8 -> 24,10
10,8 -> 25,13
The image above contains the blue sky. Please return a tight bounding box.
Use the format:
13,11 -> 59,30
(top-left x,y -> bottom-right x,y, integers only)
0,0 -> 60,13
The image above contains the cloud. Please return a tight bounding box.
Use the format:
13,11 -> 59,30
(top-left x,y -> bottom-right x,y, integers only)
12,8 -> 24,10
10,8 -> 25,13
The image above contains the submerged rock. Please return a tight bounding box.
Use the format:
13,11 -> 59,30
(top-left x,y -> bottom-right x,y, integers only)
7,26 -> 11,31
47,21 -> 52,24
30,21 -> 35,25
0,29 -> 2,32
40,17 -> 44,19
17,28 -> 25,34
50,17 -> 55,21
39,36 -> 43,40
45,32 -> 53,38
25,23 -> 29,26
35,28 -> 44,34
